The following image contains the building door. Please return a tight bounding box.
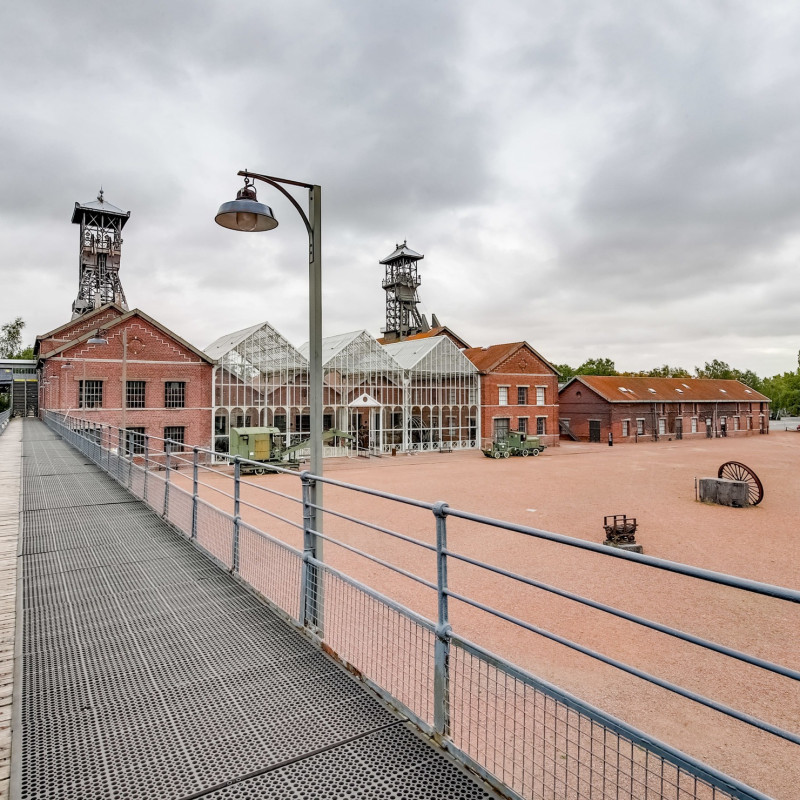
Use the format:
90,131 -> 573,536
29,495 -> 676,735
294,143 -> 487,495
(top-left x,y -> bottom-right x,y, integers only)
589,420 -> 601,442
675,418 -> 683,440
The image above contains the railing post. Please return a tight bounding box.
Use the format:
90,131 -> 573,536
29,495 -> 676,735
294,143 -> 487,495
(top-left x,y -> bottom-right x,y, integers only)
143,434 -> 149,502
299,471 -> 320,630
232,457 -> 241,572
433,500 -> 451,739
163,441 -> 171,519
191,447 -> 199,540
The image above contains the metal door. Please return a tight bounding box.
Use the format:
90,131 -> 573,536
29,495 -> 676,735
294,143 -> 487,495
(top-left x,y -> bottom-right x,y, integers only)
589,420 -> 601,442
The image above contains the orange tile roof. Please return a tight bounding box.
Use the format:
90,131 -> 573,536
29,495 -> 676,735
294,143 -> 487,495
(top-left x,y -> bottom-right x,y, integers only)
462,342 -> 559,375
564,376 -> 770,403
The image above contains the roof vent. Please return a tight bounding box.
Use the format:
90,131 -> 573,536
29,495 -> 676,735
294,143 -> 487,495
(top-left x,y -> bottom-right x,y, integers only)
720,389 -> 727,393
676,388 -> 683,393
618,387 -> 628,392
682,383 -> 690,388
744,389 -> 752,394
648,388 -> 656,393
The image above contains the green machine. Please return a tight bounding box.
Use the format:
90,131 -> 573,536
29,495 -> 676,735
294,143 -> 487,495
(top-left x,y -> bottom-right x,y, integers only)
229,426 -> 357,474
229,427 -> 299,474
482,430 -> 546,459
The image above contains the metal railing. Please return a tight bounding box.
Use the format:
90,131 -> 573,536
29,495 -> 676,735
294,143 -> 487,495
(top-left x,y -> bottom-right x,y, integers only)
0,408 -> 11,434
43,411 -> 799,800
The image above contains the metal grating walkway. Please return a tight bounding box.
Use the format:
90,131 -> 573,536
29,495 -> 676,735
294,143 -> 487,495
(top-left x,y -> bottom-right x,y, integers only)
18,420 -> 496,799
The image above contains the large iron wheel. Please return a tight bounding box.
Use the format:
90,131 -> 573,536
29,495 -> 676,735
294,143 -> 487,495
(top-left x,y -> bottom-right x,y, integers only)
718,461 -> 763,505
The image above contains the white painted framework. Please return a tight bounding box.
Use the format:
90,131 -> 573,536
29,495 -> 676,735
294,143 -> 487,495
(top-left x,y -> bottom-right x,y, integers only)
206,323 -> 480,456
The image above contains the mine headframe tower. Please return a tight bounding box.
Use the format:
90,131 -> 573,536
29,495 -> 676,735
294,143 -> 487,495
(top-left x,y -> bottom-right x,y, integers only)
71,189 -> 130,318
380,241 -> 430,341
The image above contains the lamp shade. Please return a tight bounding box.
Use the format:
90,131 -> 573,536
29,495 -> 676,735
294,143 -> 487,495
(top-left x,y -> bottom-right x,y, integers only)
215,182 -> 278,232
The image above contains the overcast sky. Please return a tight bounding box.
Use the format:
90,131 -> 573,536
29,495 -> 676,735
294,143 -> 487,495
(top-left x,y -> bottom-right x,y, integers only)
1,1 -> 799,376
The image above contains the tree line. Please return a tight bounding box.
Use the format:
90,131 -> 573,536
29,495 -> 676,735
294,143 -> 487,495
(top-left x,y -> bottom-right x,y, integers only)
554,356 -> 800,416
0,317 -> 34,360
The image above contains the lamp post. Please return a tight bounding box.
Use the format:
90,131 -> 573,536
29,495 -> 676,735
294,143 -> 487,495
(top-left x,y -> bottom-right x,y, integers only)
215,171 -> 324,607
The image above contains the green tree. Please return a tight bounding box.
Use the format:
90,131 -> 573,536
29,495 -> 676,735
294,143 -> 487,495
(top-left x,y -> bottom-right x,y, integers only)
552,363 -> 576,378
576,357 -> 617,376
0,317 -> 32,359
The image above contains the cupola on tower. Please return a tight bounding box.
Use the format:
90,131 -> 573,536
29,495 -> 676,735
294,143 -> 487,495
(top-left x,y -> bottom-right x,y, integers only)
71,189 -> 130,318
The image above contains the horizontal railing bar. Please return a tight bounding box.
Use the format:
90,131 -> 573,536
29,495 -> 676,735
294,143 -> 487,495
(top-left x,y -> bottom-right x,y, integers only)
314,473 -> 438,511
311,530 -> 437,591
306,502 -> 437,553
446,587 -> 800,747
445,549 -> 800,682
445,507 -> 800,603
311,556 -> 437,634
237,497 -> 304,531
450,635 -> 776,800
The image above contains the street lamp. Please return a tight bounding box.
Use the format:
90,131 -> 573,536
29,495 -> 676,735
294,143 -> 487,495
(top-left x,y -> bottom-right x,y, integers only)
215,170 -> 324,613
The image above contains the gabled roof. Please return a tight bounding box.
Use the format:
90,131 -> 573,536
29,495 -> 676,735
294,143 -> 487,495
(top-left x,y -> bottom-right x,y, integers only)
35,303 -> 127,346
300,330 -> 399,373
205,322 -> 267,360
379,241 -> 424,264
462,342 -> 560,376
560,376 -> 770,403
39,308 -> 214,364
377,326 -> 471,349
382,335 -> 477,375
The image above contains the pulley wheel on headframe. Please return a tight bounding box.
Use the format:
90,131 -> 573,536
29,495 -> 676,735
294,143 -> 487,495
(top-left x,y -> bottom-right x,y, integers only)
717,461 -> 764,505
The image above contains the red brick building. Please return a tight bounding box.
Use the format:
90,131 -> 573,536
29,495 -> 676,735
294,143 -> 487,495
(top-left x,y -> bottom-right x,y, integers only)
558,376 -> 771,443
462,342 -> 560,448
36,304 -> 214,451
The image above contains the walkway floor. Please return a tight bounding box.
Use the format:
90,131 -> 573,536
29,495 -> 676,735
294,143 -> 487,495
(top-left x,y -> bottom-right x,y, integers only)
16,419 -> 495,799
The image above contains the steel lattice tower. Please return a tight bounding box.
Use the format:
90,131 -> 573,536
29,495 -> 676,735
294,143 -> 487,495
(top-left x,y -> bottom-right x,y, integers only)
71,189 -> 130,318
380,241 -> 429,341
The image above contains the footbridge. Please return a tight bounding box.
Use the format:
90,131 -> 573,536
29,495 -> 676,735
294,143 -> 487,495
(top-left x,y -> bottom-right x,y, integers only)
3,415 -> 798,799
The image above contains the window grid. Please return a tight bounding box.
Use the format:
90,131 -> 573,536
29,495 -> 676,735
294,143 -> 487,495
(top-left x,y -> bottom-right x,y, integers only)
517,417 -> 528,433
517,387 -> 528,405
125,427 -> 146,455
498,387 -> 508,406
165,381 -> 186,408
79,380 -> 103,409
126,380 -> 146,409
164,426 -> 185,451
536,417 -> 546,435
536,386 -> 545,405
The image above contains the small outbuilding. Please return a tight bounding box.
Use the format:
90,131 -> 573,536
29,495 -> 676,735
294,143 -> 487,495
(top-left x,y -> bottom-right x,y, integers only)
558,376 -> 771,443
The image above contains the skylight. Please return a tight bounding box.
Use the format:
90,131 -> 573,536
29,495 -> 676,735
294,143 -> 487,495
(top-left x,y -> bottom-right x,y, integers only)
682,383 -> 690,389
619,387 -> 628,392
745,389 -> 752,394
675,388 -> 683,393
720,389 -> 727,393
648,388 -> 656,393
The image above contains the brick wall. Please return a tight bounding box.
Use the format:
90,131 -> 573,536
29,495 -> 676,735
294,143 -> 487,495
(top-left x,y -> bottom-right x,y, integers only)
479,347 -> 560,448
558,383 -> 768,442
39,315 -> 213,450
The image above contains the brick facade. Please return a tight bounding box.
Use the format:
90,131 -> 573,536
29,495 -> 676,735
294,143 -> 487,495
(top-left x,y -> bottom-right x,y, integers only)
37,306 -> 214,450
463,342 -> 560,448
558,377 -> 770,443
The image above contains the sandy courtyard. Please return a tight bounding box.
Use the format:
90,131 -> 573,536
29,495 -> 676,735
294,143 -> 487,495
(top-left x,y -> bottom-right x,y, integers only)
183,430 -> 800,799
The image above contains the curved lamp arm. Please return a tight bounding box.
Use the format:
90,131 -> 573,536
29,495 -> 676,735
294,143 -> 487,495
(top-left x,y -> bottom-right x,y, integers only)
238,170 -> 314,238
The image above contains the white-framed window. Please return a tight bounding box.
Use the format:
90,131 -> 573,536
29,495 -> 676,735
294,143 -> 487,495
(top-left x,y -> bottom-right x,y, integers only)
658,418 -> 666,435
622,420 -> 629,437
691,417 -> 698,433
536,386 -> 545,405
536,417 -> 546,435
518,417 -> 528,433
734,416 -> 740,430
636,419 -> 645,435
498,386 -> 508,406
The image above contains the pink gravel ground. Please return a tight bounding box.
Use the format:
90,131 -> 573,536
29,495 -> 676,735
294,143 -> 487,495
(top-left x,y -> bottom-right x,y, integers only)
182,431 -> 800,799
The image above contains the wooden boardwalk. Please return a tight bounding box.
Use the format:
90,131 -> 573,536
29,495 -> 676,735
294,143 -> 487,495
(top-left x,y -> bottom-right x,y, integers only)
0,419 -> 21,800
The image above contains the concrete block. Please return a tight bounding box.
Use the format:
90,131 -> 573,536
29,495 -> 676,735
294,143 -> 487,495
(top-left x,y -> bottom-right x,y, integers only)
699,478 -> 749,507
